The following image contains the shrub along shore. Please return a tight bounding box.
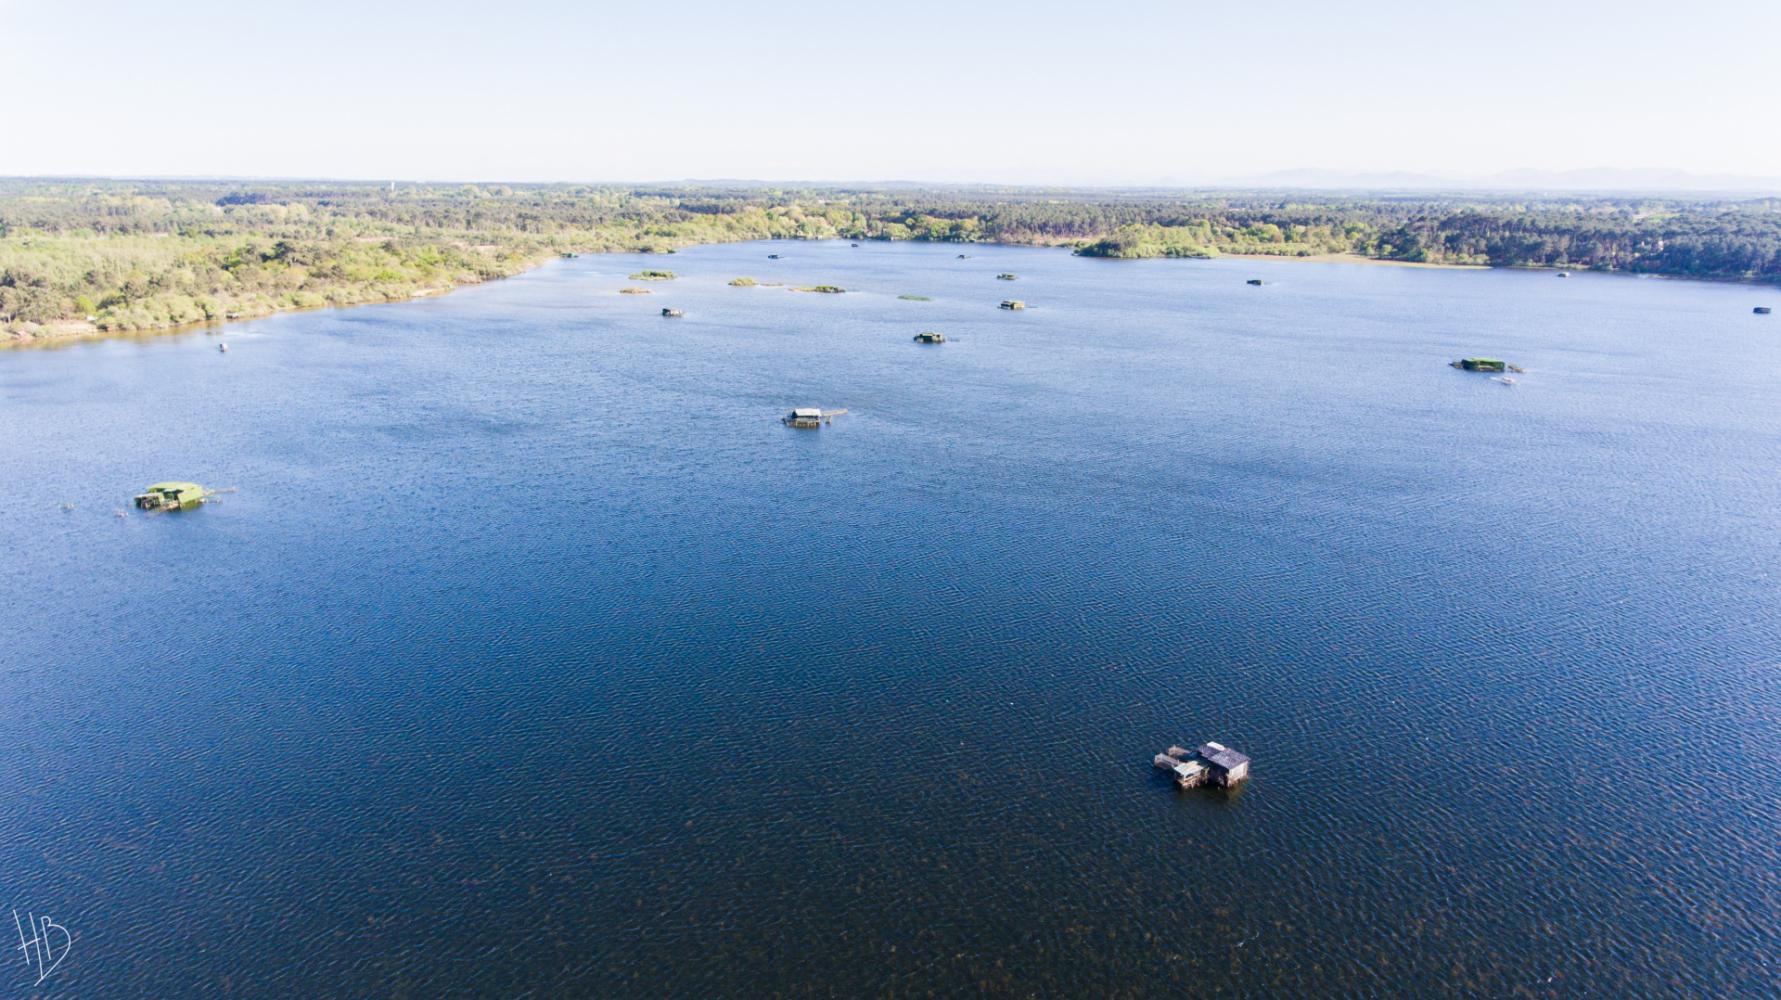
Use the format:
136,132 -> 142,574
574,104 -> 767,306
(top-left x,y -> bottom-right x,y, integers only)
4,180 -> 1779,343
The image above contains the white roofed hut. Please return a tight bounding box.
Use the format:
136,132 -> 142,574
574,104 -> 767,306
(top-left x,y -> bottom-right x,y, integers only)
783,407 -> 847,428
1153,746 -> 1209,788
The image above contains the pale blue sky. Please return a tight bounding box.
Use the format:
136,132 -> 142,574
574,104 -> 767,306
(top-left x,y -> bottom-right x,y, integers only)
5,0 -> 1778,185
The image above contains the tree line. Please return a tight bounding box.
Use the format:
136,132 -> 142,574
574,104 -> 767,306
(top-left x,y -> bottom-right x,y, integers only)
4,180 -> 1778,339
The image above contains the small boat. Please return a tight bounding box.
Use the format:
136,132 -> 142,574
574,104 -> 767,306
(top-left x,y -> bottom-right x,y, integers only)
913,331 -> 946,344
1492,376 -> 1517,386
218,342 -> 228,352
1756,306 -> 1773,315
768,254 -> 781,259
661,308 -> 683,318
999,300 -> 1025,311
850,243 -> 860,248
1556,271 -> 1570,278
956,254 -> 970,259
996,273 -> 1017,281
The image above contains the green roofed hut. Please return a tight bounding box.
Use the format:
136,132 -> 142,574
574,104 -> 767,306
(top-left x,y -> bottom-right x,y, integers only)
1452,357 -> 1507,372
133,482 -> 208,511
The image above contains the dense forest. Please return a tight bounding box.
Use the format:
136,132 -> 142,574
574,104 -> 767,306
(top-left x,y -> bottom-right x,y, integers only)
3,180 -> 1779,341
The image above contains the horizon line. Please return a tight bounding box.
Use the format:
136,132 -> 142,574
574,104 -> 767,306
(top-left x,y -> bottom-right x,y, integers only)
4,173 -> 1781,198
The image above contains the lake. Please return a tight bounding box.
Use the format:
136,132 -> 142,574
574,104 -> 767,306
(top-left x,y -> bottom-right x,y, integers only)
2,240 -> 1778,997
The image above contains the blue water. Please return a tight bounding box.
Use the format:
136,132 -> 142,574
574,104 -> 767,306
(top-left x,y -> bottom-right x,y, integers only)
3,241 -> 1778,997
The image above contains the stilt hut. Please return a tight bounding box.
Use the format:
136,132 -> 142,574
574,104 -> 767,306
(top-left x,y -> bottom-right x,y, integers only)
133,482 -> 208,511
1153,741 -> 1251,789
1452,358 -> 1507,372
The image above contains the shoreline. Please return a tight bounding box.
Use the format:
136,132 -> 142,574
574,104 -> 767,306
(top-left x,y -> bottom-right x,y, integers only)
5,239 -> 1770,351
1,272 -> 525,352
1221,251 -> 1488,270
0,286 -> 454,351
1,286 -> 473,352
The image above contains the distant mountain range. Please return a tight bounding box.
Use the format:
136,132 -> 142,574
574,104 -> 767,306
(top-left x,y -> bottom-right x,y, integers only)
1210,167 -> 1781,194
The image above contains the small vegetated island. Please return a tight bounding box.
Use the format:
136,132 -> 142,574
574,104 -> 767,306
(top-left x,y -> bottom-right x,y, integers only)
4,179 -> 1780,342
1074,225 -> 1220,259
792,285 -> 845,294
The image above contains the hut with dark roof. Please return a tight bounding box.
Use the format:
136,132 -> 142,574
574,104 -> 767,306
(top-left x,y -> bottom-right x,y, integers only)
1195,742 -> 1250,785
1153,740 -> 1251,790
